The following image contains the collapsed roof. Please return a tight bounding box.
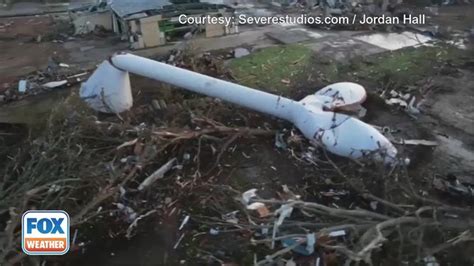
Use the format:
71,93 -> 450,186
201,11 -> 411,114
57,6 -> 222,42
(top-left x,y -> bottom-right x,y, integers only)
110,0 -> 234,20
110,0 -> 173,18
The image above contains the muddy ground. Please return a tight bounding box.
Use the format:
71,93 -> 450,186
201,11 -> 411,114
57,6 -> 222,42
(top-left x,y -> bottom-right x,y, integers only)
0,4 -> 473,266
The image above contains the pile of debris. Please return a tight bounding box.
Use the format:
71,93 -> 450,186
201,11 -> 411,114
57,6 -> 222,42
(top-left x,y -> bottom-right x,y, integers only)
1,58 -> 88,104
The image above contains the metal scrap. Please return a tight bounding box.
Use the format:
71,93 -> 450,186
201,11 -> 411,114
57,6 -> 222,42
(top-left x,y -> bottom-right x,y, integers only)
281,233 -> 316,256
433,176 -> 474,200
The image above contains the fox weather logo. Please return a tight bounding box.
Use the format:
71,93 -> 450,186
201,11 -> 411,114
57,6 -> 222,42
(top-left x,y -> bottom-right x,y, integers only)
22,210 -> 70,255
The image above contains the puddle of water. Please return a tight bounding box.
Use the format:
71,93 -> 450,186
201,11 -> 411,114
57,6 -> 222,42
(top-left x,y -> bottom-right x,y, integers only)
290,27 -> 325,39
323,38 -> 357,48
232,3 -> 256,8
280,22 -> 298,28
355,32 -> 433,50
252,8 -> 273,17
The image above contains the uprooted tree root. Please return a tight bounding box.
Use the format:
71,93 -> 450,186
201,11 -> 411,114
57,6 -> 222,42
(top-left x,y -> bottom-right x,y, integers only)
0,93 -> 473,265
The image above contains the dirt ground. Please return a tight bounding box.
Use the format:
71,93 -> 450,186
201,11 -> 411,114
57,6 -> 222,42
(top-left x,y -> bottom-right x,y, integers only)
0,16 -> 65,86
0,4 -> 473,266
0,14 -> 126,91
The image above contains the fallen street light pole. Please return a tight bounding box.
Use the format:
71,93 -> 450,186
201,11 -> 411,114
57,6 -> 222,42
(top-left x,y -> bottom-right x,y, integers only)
80,52 -> 398,163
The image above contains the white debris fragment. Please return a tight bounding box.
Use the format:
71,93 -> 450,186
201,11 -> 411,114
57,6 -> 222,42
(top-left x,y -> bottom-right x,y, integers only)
178,215 -> 190,230
116,203 -> 137,222
423,256 -> 439,266
247,202 -> 266,210
383,90 -> 424,117
47,184 -> 61,193
138,158 -> 177,191
328,230 -> 346,237
18,80 -> 28,93
72,229 -> 79,245
275,132 -> 287,149
116,138 -> 138,150
42,80 -> 67,89
261,226 -> 269,235
306,233 -> 316,254
67,72 -> 88,79
395,139 -> 438,146
370,201 -> 378,210
407,96 -> 422,115
125,209 -> 157,239
173,233 -> 185,249
242,188 -> 258,204
386,98 -> 408,108
222,210 -> 239,224
119,186 -> 126,197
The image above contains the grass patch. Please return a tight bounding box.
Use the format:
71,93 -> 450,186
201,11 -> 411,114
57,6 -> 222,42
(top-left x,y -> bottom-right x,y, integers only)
228,44 -> 312,94
349,45 -> 465,86
228,44 -> 465,96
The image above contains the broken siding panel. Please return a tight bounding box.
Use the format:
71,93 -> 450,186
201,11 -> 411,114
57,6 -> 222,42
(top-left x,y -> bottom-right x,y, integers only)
112,13 -> 130,36
140,15 -> 162,23
112,13 -> 119,33
140,17 -> 164,47
205,13 -> 235,37
129,20 -> 139,34
205,22 -> 225,37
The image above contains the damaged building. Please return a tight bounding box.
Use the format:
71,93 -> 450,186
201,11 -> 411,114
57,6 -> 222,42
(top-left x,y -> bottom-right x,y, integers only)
71,1 -> 112,35
70,0 -> 237,49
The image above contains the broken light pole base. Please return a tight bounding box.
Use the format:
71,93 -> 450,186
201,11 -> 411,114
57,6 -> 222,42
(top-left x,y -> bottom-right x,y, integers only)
80,53 -> 398,163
